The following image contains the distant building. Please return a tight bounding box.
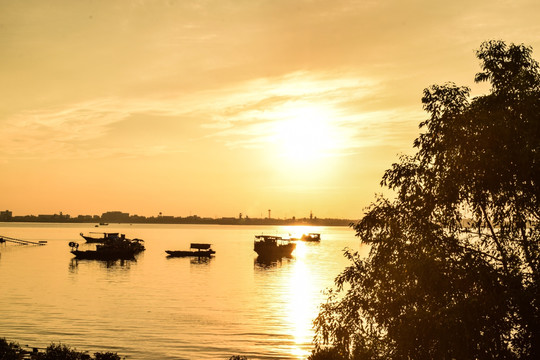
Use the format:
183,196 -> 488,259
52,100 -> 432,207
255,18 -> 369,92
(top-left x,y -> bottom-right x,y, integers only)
77,215 -> 94,221
0,210 -> 13,221
101,211 -> 130,223
37,213 -> 70,221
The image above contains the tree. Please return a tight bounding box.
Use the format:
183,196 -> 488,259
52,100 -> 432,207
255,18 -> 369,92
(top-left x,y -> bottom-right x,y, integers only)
0,338 -> 19,360
311,40 -> 540,359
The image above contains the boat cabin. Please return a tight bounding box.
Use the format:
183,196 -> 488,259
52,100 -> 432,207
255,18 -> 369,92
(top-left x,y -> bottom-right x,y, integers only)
191,243 -> 212,250
254,235 -> 285,243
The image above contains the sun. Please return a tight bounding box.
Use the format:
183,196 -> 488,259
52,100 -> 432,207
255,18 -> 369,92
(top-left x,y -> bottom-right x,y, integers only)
272,105 -> 339,165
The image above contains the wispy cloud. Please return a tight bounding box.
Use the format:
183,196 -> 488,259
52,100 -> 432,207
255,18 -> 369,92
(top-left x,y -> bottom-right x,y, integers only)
0,97 -> 193,160
199,71 -> 422,154
1,99 -> 124,158
0,71 -> 422,161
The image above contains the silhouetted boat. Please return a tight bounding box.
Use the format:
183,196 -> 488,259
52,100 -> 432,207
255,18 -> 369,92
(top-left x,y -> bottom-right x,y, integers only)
166,243 -> 216,257
70,235 -> 145,260
254,235 -> 296,259
291,233 -> 321,242
80,232 -> 120,243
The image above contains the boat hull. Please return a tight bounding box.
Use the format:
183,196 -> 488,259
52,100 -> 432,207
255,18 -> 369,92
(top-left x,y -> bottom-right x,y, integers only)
71,249 -> 140,260
253,241 -> 296,258
165,250 -> 215,257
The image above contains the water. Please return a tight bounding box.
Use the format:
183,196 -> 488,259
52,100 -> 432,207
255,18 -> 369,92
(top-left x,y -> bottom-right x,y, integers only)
0,223 -> 364,359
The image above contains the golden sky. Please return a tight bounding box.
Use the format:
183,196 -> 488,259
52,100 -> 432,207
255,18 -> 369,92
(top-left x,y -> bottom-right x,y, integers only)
1,0 -> 539,219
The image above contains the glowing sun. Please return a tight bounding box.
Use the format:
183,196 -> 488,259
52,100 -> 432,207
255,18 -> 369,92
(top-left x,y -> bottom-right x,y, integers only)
273,105 -> 339,165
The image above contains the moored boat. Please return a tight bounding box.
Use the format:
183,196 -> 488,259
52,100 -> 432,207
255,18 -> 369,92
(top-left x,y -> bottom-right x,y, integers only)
166,243 -> 216,257
70,235 -> 145,260
254,235 -> 296,259
290,233 -> 321,242
80,232 -> 121,243
301,233 -> 321,241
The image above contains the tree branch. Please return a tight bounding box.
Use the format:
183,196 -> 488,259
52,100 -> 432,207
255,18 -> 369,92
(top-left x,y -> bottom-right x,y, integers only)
480,204 -> 510,274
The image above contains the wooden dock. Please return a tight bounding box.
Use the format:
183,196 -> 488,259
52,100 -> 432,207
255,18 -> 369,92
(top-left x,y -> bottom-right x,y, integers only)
0,235 -> 47,245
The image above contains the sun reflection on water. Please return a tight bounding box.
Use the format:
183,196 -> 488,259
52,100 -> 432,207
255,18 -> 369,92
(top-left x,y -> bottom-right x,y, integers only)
287,241 -> 317,358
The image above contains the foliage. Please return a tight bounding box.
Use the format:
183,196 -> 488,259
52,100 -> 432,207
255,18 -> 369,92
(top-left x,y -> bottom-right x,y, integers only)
35,344 -> 124,360
36,343 -> 90,360
93,352 -> 123,360
312,40 -> 540,359
308,346 -> 347,360
0,338 -> 19,360
0,339 -> 124,360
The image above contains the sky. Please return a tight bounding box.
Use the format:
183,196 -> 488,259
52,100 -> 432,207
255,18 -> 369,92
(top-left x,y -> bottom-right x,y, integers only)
1,0 -> 539,220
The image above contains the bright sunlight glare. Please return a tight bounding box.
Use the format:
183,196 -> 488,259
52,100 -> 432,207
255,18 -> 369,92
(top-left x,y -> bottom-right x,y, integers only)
272,105 -> 340,166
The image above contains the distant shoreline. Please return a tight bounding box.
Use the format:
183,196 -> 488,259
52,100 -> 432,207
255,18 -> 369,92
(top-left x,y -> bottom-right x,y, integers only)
1,217 -> 356,227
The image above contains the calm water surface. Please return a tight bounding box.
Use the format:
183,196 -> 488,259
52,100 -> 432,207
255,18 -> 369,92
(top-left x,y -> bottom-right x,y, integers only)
0,223 -> 364,359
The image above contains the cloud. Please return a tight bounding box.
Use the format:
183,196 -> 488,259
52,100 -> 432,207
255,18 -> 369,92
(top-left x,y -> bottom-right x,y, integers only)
198,71 -> 421,154
0,70 -> 422,161
1,99 -> 123,157
0,97 -> 195,160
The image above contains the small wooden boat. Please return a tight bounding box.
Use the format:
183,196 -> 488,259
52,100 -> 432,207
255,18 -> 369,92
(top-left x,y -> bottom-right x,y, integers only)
70,236 -> 145,260
301,233 -> 321,241
166,243 -> 216,257
254,235 -> 296,259
290,233 -> 321,242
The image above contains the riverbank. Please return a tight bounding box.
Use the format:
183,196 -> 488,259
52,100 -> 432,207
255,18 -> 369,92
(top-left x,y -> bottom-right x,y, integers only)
0,339 -> 251,360
0,338 -> 124,360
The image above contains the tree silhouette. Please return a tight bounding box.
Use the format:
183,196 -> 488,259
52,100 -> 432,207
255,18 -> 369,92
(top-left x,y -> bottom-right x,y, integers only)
311,40 -> 540,359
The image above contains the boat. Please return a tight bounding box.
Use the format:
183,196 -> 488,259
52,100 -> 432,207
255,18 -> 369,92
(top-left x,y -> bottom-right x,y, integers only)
300,233 -> 321,241
166,243 -> 216,257
254,235 -> 296,259
80,232 -> 121,243
70,235 -> 145,260
290,233 -> 321,242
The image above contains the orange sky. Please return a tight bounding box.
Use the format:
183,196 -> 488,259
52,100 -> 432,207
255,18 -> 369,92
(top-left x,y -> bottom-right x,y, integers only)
1,0 -> 539,219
